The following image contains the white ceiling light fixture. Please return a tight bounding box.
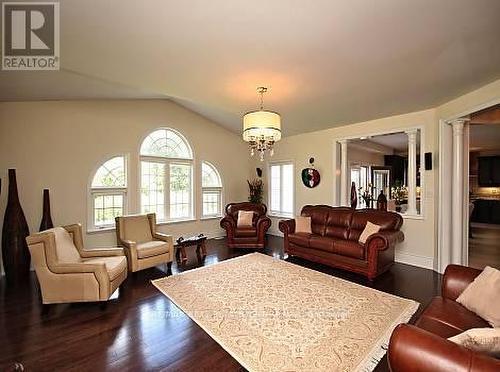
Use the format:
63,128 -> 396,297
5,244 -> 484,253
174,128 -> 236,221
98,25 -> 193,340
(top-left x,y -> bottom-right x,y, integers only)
243,87 -> 281,161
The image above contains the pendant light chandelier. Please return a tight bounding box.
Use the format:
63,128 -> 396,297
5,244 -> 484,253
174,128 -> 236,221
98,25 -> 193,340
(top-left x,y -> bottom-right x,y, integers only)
243,87 -> 281,161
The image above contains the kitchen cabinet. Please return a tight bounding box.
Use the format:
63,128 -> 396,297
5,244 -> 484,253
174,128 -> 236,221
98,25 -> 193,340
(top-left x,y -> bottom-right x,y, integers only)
471,199 -> 500,224
478,156 -> 500,186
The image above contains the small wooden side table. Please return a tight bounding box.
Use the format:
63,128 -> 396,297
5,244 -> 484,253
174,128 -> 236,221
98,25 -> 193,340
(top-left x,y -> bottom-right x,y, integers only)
175,234 -> 207,265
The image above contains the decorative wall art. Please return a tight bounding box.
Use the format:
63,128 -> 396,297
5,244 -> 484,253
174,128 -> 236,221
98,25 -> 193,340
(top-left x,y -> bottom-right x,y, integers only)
301,157 -> 320,188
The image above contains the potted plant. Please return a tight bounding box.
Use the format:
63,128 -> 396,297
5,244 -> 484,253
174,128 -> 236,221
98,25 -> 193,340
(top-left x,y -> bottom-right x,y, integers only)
247,179 -> 264,204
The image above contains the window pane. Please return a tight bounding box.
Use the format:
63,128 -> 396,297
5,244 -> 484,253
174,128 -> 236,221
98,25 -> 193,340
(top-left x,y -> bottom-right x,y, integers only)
94,194 -> 123,227
203,190 -> 220,216
270,165 -> 281,212
282,164 -> 293,214
92,156 -> 126,188
170,163 -> 192,219
202,162 -> 222,187
140,129 -> 192,159
140,161 -> 165,221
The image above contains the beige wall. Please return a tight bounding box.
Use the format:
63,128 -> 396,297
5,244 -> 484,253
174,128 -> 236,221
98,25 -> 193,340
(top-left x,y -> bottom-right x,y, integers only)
259,109 -> 438,268
0,100 -> 252,272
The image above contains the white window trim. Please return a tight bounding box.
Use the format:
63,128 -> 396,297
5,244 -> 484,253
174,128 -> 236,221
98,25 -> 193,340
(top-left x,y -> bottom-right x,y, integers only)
140,156 -> 194,223
268,160 -> 295,218
87,155 -> 129,232
201,161 -> 224,218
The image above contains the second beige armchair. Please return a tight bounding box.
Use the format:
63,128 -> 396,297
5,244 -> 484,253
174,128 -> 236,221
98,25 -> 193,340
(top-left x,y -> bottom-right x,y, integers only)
115,213 -> 174,273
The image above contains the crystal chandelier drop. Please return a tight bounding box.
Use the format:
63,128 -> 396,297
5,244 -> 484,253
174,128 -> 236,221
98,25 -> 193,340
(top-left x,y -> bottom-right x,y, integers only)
242,87 -> 281,161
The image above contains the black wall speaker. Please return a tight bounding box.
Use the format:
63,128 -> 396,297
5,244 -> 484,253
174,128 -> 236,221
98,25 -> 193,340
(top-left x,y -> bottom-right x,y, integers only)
425,152 -> 432,170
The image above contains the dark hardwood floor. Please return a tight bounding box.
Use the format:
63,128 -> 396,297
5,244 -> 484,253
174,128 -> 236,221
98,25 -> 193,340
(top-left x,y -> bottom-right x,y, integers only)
469,223 -> 500,270
0,236 -> 441,372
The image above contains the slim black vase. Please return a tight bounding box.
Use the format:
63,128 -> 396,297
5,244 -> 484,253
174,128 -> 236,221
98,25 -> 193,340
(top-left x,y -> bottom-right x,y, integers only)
2,169 -> 31,284
39,189 -> 54,231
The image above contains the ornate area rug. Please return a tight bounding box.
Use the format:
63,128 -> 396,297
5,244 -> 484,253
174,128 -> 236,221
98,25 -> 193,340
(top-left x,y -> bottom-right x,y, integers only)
152,253 -> 419,372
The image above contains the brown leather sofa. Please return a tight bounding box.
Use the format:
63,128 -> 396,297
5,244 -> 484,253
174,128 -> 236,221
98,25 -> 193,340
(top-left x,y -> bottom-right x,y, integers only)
279,205 -> 404,280
388,265 -> 500,372
220,202 -> 271,249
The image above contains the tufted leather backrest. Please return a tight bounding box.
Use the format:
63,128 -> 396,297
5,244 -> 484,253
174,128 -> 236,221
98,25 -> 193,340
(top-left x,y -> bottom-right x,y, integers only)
299,205 -> 403,240
225,202 -> 267,226
348,209 -> 403,241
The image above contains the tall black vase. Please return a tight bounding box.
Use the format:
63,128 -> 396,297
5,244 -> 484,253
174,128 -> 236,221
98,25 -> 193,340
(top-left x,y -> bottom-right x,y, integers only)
39,189 -> 54,231
2,169 -> 31,284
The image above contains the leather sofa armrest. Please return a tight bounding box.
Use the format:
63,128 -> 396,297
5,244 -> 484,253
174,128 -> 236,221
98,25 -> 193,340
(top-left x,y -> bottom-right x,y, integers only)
442,264 -> 481,301
256,216 -> 271,233
79,247 -> 124,258
388,324 -> 500,372
278,219 -> 295,235
366,230 -> 404,251
220,216 -> 236,231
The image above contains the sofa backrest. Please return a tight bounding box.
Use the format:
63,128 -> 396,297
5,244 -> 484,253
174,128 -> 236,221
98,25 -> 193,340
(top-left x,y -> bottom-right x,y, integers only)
299,205 -> 403,241
348,209 -> 403,241
225,202 -> 267,226
301,205 -> 354,238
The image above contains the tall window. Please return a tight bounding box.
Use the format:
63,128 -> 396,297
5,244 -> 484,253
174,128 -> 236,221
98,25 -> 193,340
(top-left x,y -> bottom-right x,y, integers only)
269,162 -> 294,217
202,161 -> 223,217
140,128 -> 193,222
90,156 -> 127,229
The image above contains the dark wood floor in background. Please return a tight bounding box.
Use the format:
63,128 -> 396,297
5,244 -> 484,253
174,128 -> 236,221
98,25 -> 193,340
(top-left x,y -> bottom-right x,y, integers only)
469,223 -> 500,270
0,236 -> 441,372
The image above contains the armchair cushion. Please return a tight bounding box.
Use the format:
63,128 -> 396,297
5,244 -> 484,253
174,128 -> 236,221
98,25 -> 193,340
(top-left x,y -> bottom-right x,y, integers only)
121,215 -> 153,243
235,227 -> 257,237
136,241 -> 169,259
83,256 -> 127,281
52,227 -> 81,263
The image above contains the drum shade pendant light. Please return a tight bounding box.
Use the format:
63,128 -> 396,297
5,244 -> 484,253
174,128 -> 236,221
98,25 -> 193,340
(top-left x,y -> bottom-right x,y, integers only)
243,87 -> 281,161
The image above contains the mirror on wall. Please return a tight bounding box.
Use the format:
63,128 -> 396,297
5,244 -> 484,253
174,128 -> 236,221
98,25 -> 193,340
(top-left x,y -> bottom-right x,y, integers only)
346,129 -> 422,216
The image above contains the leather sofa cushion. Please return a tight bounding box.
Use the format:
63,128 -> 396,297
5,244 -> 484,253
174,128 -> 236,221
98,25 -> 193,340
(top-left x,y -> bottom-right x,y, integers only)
121,215 -> 153,243
235,227 -> 257,237
83,256 -> 127,281
333,240 -> 365,259
136,241 -> 169,259
301,205 -> 334,236
348,209 -> 402,241
324,208 -> 353,239
309,236 -> 335,252
288,233 -> 312,248
415,297 -> 491,338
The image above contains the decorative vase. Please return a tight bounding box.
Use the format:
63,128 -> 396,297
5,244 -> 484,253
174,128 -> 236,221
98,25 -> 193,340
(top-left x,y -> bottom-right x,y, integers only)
350,182 -> 358,209
2,169 -> 31,284
377,190 -> 388,211
39,189 -> 54,231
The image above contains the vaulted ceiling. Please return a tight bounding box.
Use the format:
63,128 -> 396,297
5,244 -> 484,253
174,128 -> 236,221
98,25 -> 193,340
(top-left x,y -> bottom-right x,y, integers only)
1,0 -> 500,136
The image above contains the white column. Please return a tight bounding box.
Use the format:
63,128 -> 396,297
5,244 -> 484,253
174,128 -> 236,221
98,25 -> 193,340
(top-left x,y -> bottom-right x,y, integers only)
406,129 -> 418,215
451,119 -> 466,264
339,139 -> 349,206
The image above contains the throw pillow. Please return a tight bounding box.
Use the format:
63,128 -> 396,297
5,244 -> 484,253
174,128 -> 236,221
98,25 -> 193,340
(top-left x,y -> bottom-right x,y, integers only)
358,221 -> 381,244
237,210 -> 254,227
448,328 -> 500,358
295,216 -> 312,234
456,266 -> 500,327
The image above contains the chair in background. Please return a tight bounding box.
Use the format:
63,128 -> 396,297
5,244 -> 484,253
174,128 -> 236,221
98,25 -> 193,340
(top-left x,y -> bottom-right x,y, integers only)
26,224 -> 127,306
115,213 -> 173,272
220,202 -> 271,249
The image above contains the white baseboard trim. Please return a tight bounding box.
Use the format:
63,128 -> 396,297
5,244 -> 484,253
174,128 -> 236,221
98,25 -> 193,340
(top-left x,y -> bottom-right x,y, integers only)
395,251 -> 434,270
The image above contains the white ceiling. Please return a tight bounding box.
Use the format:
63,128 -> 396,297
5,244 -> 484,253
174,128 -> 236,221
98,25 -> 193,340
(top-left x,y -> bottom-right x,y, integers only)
1,0 -> 500,136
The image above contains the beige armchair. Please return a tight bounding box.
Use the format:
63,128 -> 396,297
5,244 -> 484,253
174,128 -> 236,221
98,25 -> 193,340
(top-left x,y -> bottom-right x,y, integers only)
115,213 -> 173,273
26,224 -> 127,305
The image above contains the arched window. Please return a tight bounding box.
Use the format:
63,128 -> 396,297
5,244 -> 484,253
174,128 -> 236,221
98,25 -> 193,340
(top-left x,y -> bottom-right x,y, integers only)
140,128 -> 193,222
89,156 -> 127,229
202,161 -> 223,217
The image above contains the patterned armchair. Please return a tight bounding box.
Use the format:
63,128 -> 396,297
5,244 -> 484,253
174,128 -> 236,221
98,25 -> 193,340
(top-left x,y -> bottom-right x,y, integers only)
220,202 -> 271,249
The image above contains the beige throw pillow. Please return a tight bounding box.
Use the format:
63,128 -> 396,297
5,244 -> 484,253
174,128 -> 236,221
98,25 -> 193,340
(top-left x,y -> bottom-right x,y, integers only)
448,328 -> 500,358
358,221 -> 381,244
295,216 -> 312,234
456,266 -> 500,327
237,210 -> 254,227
